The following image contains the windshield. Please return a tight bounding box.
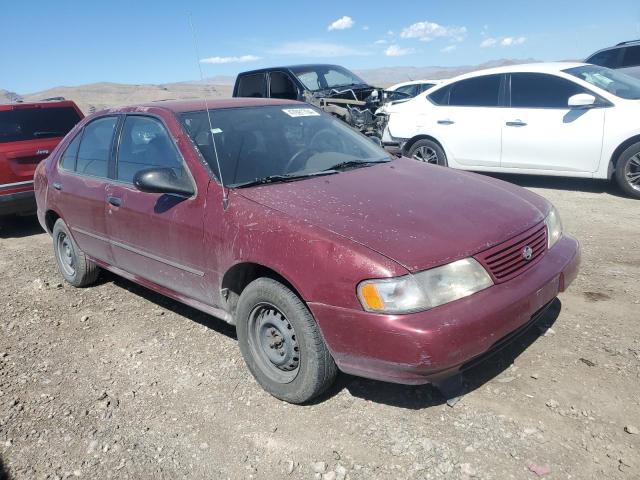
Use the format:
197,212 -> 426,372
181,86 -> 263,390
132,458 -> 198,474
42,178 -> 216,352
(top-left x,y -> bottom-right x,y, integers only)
180,105 -> 389,187
564,65 -> 640,100
0,106 -> 82,143
290,66 -> 368,92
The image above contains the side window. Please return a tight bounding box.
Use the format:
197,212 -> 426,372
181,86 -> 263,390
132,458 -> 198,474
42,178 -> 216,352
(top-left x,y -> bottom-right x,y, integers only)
269,72 -> 298,100
60,132 -> 82,171
621,46 -> 640,68
449,75 -> 502,107
586,48 -> 621,69
418,83 -> 436,93
395,84 -> 418,97
117,116 -> 187,184
511,73 -> 586,109
236,74 -> 266,97
75,116 -> 117,177
428,85 -> 451,105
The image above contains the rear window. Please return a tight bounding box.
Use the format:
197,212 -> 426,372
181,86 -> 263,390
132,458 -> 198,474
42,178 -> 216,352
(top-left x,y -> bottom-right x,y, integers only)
0,106 -> 81,143
236,74 -> 266,97
586,48 -> 621,69
621,46 -> 640,68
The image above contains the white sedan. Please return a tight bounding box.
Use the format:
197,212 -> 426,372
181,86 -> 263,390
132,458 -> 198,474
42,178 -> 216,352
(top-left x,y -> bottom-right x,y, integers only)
383,62 -> 640,199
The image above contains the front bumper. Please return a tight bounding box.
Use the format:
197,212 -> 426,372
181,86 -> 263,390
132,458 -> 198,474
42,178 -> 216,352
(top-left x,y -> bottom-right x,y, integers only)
0,190 -> 36,216
308,234 -> 580,385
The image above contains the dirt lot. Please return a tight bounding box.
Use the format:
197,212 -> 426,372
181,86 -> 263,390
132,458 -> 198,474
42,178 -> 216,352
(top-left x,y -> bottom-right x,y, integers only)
0,175 -> 638,480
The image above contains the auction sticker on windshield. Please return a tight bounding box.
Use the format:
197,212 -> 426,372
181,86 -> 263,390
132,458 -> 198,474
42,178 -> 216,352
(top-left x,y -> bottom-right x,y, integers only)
282,108 -> 321,117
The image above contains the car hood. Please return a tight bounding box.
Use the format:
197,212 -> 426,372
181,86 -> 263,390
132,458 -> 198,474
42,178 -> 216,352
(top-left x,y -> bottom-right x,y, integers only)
237,158 -> 550,272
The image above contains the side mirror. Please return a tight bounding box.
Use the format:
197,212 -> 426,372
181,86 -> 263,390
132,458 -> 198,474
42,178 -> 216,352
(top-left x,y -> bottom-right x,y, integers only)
133,167 -> 194,197
568,93 -> 596,108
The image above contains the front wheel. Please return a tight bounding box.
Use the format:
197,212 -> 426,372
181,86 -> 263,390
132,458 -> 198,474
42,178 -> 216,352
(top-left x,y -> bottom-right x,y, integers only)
407,139 -> 448,166
235,278 -> 338,404
614,143 -> 640,199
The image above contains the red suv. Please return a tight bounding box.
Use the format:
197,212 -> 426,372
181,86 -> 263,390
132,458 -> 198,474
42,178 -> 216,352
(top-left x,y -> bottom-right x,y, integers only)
35,99 -> 580,403
1,100 -> 83,216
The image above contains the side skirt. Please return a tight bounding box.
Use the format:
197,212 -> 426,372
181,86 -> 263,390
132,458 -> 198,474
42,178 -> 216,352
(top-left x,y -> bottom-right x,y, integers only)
90,257 -> 235,325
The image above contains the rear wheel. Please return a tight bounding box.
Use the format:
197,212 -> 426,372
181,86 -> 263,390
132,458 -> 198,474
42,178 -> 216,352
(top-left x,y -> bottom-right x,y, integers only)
407,139 -> 448,166
614,143 -> 640,199
52,219 -> 100,287
236,278 -> 337,404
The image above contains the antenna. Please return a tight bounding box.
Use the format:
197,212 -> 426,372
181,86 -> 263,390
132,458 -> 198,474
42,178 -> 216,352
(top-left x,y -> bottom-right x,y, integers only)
188,13 -> 228,210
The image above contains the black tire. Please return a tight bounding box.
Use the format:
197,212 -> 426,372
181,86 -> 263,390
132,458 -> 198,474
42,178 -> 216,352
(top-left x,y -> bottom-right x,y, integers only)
406,139 -> 448,166
236,278 -> 337,404
614,143 -> 640,199
52,218 -> 100,287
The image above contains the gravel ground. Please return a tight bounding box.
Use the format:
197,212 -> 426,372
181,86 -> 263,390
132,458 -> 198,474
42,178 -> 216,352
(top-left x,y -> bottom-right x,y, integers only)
0,175 -> 639,480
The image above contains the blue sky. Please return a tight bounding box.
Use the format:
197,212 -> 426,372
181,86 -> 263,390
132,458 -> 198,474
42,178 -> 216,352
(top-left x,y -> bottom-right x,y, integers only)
2,0 -> 640,93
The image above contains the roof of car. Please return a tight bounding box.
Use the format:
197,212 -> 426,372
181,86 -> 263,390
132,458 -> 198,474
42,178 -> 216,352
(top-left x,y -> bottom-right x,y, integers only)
237,64 -> 346,76
442,62 -> 588,83
586,39 -> 640,59
110,97 -> 303,114
0,99 -> 80,112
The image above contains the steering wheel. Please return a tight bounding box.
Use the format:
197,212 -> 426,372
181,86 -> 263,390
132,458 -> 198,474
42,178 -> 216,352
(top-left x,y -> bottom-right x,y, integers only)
284,148 -> 319,173
309,128 -> 347,152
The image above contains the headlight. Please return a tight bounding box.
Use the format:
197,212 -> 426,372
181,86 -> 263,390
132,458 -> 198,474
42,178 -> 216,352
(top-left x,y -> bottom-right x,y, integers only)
357,258 -> 493,314
544,206 -> 563,249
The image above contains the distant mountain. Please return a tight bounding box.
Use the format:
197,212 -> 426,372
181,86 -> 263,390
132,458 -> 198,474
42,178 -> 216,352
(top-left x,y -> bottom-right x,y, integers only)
1,58 -> 542,113
354,58 -> 541,86
1,82 -> 233,115
0,89 -> 22,103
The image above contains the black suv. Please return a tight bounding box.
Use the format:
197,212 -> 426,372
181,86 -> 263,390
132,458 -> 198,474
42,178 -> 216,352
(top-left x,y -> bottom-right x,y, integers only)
585,40 -> 640,79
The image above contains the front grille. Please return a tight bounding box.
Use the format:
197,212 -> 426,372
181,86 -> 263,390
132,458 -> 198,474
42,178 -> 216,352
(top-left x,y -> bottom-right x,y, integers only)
475,223 -> 547,283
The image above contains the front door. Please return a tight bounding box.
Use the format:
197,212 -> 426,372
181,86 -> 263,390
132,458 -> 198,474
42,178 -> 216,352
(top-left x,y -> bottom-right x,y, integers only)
501,73 -> 605,173
105,114 -> 208,302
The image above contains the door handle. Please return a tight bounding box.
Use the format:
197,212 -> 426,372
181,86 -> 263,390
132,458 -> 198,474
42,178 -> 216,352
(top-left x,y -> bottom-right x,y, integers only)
506,120 -> 527,127
437,119 -> 455,125
107,196 -> 122,207
52,182 -> 62,191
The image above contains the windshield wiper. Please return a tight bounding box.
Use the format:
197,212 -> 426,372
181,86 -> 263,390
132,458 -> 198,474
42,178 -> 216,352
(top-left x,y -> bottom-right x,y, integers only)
322,159 -> 390,172
234,170 -> 338,188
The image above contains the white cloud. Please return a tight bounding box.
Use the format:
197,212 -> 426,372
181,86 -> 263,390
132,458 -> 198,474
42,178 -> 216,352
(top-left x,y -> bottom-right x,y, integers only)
384,45 -> 414,57
374,39 -> 387,45
501,36 -> 527,46
480,36 -> 526,48
200,55 -> 260,64
271,41 -> 363,57
441,45 -> 457,53
400,21 -> 467,42
328,16 -> 354,31
480,37 -> 498,48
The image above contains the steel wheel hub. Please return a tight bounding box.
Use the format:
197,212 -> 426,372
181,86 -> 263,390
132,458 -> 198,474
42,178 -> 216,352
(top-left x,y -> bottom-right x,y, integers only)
248,304 -> 300,383
57,232 -> 76,276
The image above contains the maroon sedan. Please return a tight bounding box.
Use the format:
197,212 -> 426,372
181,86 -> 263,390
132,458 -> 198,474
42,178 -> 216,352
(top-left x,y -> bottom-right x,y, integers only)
35,98 -> 580,403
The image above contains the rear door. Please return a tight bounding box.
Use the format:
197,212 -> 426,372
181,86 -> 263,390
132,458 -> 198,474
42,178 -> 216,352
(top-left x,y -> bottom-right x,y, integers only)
51,115 -> 118,263
500,72 -> 605,173
105,114 -> 208,301
422,74 -> 505,167
0,104 -> 82,196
